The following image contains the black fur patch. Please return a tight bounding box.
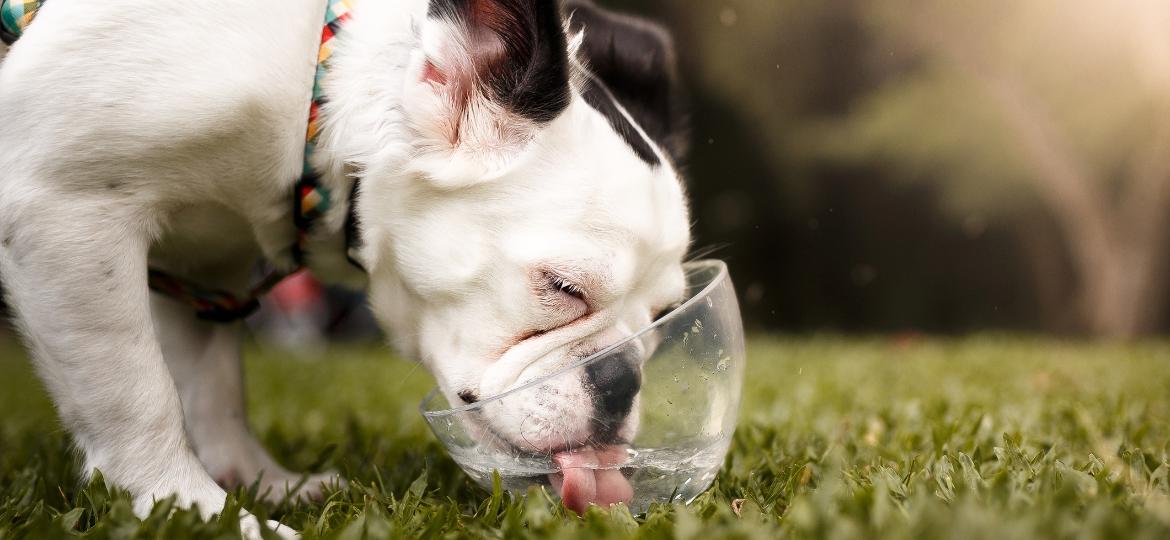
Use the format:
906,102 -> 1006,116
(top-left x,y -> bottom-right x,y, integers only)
428,0 -> 571,123
580,74 -> 660,165
564,0 -> 689,165
457,389 -> 479,404
344,179 -> 365,272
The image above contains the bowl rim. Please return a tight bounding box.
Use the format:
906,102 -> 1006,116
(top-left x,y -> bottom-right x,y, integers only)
419,259 -> 733,418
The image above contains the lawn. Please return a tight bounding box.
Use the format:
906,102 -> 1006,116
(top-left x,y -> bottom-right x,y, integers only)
1,333 -> 1169,539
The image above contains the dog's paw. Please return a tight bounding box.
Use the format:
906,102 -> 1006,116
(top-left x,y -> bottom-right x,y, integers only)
240,513 -> 298,540
130,485 -> 297,539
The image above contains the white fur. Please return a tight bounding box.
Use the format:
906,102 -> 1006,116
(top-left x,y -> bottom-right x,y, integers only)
0,0 -> 689,533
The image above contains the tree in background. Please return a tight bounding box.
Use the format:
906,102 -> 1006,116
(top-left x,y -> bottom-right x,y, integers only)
827,0 -> 1170,337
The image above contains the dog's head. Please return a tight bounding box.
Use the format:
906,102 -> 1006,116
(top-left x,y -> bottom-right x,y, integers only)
350,0 -> 690,453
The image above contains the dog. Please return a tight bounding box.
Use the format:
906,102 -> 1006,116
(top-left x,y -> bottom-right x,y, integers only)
0,0 -> 690,534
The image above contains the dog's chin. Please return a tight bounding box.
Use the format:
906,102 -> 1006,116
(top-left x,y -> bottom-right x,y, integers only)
465,392 -> 592,453
462,398 -> 639,457
471,418 -> 632,457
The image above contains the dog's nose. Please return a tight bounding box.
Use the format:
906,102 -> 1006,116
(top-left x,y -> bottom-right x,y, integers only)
585,353 -> 641,434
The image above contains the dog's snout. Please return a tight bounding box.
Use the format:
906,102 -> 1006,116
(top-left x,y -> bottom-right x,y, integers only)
584,353 -> 641,435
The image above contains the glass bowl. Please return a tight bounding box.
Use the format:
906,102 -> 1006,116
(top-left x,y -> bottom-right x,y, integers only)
419,260 -> 745,513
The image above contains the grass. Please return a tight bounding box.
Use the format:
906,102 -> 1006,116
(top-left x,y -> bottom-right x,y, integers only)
1,334 -> 1169,539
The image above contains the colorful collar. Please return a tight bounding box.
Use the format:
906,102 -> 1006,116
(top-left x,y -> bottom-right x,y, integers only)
294,0 -> 355,266
1,0 -> 40,45
2,0 -> 359,322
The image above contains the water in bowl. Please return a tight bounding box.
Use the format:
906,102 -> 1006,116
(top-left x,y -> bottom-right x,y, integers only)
443,436 -> 732,512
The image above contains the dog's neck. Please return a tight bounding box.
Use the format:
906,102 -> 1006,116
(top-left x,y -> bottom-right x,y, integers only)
293,169 -> 365,288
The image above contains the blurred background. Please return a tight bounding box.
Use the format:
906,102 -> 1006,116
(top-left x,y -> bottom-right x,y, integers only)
2,0 -> 1169,340
615,0 -> 1170,338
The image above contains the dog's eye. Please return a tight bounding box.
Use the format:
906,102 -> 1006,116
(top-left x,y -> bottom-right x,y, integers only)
548,274 -> 586,300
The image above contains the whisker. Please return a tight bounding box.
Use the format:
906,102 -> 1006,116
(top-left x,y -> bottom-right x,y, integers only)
519,413 -> 541,452
558,431 -> 571,459
585,412 -> 613,429
685,243 -> 730,263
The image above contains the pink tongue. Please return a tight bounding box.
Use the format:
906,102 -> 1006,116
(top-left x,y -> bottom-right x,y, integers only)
550,447 -> 633,514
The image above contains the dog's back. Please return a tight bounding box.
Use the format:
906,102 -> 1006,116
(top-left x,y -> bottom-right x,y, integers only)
0,0 -> 318,213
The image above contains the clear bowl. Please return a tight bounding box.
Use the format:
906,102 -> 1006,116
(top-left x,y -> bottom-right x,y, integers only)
419,260 -> 745,513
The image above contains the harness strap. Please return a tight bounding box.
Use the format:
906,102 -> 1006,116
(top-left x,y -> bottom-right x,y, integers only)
148,269 -> 293,323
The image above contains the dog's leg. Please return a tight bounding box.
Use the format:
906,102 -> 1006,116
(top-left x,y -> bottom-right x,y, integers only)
152,294 -> 341,503
0,200 -> 289,538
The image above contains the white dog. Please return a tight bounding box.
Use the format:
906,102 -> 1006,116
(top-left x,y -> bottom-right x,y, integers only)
0,0 -> 690,534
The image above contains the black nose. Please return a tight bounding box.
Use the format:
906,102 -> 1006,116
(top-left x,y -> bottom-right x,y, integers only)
584,354 -> 641,436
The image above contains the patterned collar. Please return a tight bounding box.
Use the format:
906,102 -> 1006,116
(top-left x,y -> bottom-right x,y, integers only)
2,0 -> 361,322
1,0 -> 39,45
294,0 -> 356,267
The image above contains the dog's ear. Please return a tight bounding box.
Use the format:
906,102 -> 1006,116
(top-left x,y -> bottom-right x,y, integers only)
563,0 -> 689,164
405,0 -> 571,186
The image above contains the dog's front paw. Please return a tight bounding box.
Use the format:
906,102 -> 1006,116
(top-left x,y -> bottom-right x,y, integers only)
130,483 -> 297,539
240,513 -> 298,540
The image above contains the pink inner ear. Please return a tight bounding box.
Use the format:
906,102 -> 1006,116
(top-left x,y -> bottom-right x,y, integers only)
421,58 -> 466,145
419,1 -> 519,147
422,60 -> 448,86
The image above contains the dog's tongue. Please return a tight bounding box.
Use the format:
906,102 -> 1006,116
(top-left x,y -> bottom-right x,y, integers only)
550,447 -> 633,513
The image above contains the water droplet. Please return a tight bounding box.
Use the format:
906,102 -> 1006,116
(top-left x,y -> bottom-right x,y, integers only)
691,319 -> 704,334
